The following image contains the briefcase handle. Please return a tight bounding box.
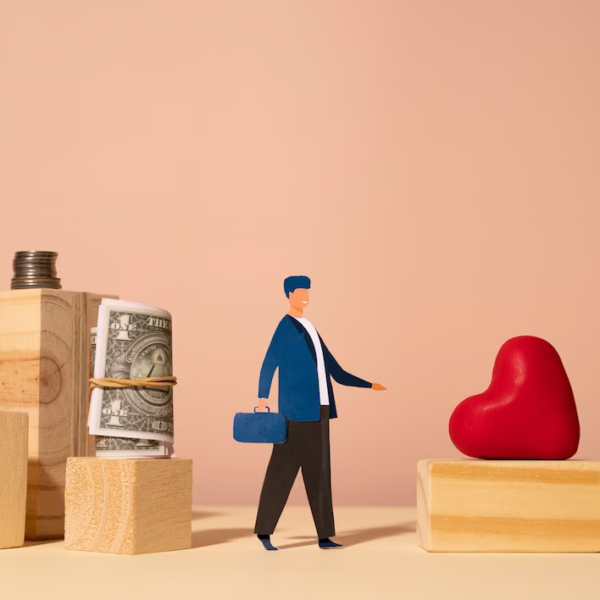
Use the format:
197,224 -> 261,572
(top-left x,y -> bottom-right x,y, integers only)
254,406 -> 271,413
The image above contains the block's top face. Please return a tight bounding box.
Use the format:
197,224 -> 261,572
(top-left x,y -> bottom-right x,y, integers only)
66,458 -> 193,481
0,408 -> 29,421
68,457 -> 192,466
0,289 -> 78,306
419,459 -> 600,486
0,289 -> 43,300
419,459 -> 600,471
0,289 -> 108,300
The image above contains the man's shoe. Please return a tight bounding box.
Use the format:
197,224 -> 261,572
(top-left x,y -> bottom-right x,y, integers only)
318,538 -> 344,549
257,534 -> 278,551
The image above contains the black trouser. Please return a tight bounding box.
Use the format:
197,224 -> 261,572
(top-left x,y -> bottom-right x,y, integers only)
254,406 -> 335,539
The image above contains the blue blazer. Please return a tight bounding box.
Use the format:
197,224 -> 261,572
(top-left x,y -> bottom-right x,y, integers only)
258,315 -> 372,422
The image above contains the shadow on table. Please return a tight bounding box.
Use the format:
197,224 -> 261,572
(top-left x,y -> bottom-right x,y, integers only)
192,528 -> 255,549
22,539 -> 62,549
192,509 -> 225,520
278,523 -> 416,550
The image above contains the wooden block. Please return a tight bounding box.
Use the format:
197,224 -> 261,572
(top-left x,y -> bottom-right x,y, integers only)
65,457 -> 193,555
0,409 -> 28,548
0,289 -> 118,540
418,459 -> 600,552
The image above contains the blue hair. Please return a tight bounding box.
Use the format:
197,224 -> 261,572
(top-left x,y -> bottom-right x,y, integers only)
284,275 -> 311,298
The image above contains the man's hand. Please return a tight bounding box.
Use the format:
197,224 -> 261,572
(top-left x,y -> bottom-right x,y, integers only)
372,383 -> 386,391
257,398 -> 270,412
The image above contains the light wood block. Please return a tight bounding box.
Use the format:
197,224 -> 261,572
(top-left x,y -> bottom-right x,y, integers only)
0,409 -> 28,549
65,457 -> 193,555
418,459 -> 600,552
0,289 -> 117,540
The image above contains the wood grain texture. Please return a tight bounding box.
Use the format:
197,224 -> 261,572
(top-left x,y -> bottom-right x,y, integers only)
0,289 -> 117,540
417,459 -> 600,552
65,458 -> 192,555
0,409 -> 28,548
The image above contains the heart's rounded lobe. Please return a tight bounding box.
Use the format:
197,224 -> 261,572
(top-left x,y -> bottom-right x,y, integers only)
449,336 -> 580,459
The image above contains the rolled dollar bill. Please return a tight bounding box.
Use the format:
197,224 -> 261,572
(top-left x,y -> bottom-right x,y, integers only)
89,299 -> 174,449
90,325 -> 168,458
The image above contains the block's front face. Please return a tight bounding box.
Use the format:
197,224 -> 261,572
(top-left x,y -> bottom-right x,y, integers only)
0,290 -> 113,540
0,410 -> 29,549
0,291 -> 44,539
418,460 -> 600,553
66,458 -> 137,554
65,458 -> 193,555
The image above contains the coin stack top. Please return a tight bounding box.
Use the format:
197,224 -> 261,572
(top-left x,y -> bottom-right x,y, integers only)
11,251 -> 62,290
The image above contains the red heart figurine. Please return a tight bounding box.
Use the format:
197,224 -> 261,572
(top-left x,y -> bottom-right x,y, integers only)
449,336 -> 580,459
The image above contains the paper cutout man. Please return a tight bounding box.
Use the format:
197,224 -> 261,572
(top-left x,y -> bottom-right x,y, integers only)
254,276 -> 386,550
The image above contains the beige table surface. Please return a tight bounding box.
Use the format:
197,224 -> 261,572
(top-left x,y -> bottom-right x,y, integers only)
1,507 -> 596,599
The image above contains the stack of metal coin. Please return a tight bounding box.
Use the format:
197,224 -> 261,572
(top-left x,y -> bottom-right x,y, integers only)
11,251 -> 62,290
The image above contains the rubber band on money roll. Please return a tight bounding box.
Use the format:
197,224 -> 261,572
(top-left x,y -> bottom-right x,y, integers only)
89,376 -> 178,390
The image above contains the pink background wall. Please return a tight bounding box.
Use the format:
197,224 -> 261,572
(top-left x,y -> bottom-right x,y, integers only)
1,1 -> 599,506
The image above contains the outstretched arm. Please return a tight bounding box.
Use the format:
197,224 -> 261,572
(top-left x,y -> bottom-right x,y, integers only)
321,336 -> 375,388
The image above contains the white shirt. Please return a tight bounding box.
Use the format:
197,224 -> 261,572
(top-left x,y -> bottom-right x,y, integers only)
294,317 -> 330,406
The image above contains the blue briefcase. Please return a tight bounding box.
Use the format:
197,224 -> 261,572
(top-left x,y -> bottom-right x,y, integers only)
233,407 -> 288,444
